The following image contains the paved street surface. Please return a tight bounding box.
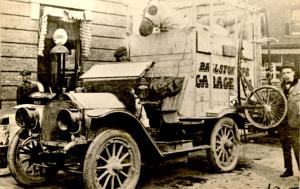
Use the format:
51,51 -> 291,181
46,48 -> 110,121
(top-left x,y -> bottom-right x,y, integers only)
0,142 -> 299,189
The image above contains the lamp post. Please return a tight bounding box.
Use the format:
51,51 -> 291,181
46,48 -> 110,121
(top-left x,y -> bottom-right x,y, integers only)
50,28 -> 69,93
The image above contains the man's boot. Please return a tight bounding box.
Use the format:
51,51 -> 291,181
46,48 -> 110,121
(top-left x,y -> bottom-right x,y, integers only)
280,168 -> 293,177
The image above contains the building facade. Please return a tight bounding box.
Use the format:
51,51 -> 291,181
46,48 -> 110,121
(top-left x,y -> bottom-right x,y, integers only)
249,0 -> 300,83
0,0 -> 128,112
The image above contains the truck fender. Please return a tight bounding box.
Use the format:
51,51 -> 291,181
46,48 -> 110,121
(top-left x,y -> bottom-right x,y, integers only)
220,114 -> 243,142
86,109 -> 164,161
206,107 -> 245,129
13,104 -> 36,110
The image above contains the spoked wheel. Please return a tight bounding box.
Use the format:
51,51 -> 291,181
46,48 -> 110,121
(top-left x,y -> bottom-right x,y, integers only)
8,128 -> 57,186
83,129 -> 141,189
245,85 -> 287,129
207,117 -> 240,172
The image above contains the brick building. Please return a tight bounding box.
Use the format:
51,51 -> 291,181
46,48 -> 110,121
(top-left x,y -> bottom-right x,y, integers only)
249,0 -> 300,84
0,0 -> 128,112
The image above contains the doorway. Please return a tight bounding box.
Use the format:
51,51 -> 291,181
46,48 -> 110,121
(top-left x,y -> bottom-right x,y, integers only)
38,17 -> 81,93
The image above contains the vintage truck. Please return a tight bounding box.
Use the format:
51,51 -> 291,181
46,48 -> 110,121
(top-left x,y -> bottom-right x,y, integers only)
8,1 -> 287,189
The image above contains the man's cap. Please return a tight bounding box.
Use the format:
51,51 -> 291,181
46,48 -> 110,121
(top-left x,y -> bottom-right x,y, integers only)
114,46 -> 127,58
20,70 -> 31,76
279,62 -> 296,71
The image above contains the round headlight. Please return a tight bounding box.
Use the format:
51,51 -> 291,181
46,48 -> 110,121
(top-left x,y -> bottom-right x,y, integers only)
15,107 -> 39,129
57,109 -> 82,134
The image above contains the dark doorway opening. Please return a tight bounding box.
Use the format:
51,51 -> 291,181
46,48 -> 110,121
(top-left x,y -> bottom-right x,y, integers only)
38,17 -> 81,93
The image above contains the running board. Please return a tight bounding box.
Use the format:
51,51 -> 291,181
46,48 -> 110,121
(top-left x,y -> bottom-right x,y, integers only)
162,145 -> 211,156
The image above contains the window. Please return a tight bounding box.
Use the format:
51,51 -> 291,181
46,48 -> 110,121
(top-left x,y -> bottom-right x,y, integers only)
285,8 -> 300,36
262,54 -> 281,66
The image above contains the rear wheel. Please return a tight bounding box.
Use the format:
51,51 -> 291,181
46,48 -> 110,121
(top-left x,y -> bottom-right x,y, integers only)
8,128 -> 57,186
207,117 -> 240,172
83,129 -> 141,189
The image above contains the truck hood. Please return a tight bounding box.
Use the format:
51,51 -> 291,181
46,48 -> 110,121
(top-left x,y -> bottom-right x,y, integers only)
79,61 -> 153,81
64,93 -> 125,109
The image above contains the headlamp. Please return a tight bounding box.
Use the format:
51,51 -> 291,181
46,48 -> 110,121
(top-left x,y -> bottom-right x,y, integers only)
57,109 -> 82,134
15,107 -> 39,129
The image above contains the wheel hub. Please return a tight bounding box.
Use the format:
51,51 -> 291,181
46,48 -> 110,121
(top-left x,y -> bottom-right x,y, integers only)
225,140 -> 234,149
220,136 -> 234,150
106,157 -> 123,175
264,104 -> 272,112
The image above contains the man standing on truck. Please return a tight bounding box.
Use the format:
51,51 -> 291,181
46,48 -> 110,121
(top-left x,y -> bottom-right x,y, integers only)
278,63 -> 300,177
16,70 -> 44,105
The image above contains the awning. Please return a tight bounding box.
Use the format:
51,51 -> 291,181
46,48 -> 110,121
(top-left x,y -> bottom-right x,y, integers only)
80,62 -> 153,81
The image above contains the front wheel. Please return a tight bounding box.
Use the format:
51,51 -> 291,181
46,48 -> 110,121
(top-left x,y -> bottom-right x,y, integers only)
207,117 -> 240,172
83,129 -> 141,189
8,128 -> 57,186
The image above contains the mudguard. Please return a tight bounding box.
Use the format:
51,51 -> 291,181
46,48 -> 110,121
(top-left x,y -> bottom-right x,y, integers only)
86,109 -> 164,159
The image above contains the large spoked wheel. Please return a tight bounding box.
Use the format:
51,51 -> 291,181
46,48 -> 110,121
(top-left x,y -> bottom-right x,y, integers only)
8,128 -> 57,186
245,85 -> 287,129
207,117 -> 240,172
83,129 -> 141,189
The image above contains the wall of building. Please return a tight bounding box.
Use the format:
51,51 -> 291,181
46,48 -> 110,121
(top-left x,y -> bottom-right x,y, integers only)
249,0 -> 300,46
0,0 -> 127,112
84,0 -> 127,71
0,0 -> 39,111
248,0 -> 300,84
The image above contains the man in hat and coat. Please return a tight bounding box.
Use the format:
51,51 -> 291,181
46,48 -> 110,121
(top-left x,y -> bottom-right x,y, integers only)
114,46 -> 129,62
278,62 -> 300,177
16,70 -> 43,105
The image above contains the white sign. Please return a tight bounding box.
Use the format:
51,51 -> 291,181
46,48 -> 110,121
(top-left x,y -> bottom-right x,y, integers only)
53,28 -> 68,45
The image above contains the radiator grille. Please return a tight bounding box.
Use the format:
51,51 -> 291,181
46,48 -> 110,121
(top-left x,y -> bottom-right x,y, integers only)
41,101 -> 78,141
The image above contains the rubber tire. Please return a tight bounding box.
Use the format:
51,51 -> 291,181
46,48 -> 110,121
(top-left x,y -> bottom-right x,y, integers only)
8,128 -> 57,186
83,129 -> 141,189
206,117 -> 240,172
245,85 -> 287,129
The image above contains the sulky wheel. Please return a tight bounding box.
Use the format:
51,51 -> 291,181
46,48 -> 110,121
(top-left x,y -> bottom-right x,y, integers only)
245,85 -> 287,129
8,128 -> 57,186
207,117 -> 240,172
83,129 -> 141,189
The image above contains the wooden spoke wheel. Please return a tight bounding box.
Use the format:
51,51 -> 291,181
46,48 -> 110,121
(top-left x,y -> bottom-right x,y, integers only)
83,129 -> 141,189
8,128 -> 57,186
207,117 -> 240,172
245,85 -> 287,129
